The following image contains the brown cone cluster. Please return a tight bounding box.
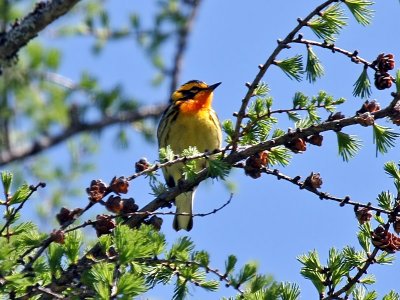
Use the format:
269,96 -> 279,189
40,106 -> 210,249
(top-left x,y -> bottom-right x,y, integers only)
303,172 -> 323,189
356,100 -> 381,114
307,134 -> 323,146
135,157 -> 151,172
373,53 -> 395,90
356,112 -> 375,127
371,225 -> 400,253
285,138 -> 307,153
354,207 -> 372,224
50,229 -> 65,244
56,207 -> 83,226
244,151 -> 269,179
105,195 -> 139,214
109,176 -> 129,194
87,180 -> 108,202
94,214 -> 117,236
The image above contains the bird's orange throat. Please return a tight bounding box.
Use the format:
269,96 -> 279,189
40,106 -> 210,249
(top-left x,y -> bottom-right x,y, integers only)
179,92 -> 213,114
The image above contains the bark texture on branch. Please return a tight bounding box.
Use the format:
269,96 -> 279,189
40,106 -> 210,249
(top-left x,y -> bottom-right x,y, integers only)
0,0 -> 81,66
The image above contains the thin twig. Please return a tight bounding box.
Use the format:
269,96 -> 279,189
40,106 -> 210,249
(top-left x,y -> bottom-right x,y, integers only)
230,0 -> 338,151
32,285 -> 65,299
128,147 -> 229,181
64,194 -> 233,234
138,257 -> 244,295
323,247 -> 380,300
0,182 -> 45,237
291,37 -> 377,70
236,165 -> 391,215
169,0 -> 202,95
19,201 -> 95,271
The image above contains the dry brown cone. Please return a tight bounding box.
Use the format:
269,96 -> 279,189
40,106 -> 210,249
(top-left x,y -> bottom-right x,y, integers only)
51,229 -> 65,244
87,179 -> 108,202
303,172 -> 323,189
307,134 -> 323,146
109,176 -> 129,194
371,226 -> 400,253
94,214 -> 116,236
106,195 -> 124,213
244,151 -> 269,179
354,207 -> 372,224
285,138 -> 306,153
135,157 -> 151,172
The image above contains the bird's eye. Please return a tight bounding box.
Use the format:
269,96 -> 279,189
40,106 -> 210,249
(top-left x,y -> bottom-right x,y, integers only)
190,88 -> 199,93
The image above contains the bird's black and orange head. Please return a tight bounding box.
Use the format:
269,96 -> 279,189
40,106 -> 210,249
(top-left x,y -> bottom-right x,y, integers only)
171,80 -> 221,113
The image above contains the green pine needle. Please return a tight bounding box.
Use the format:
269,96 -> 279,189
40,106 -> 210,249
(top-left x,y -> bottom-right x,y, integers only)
287,111 -> 301,122
376,191 -> 394,211
225,255 -> 237,275
396,69 -> 400,93
352,287 -> 377,300
268,146 -> 292,166
235,262 -> 258,286
308,3 -> 347,42
382,291 -> 400,300
253,82 -> 270,96
376,252 -> 396,265
383,161 -> 400,182
275,55 -> 304,81
10,184 -> 30,205
207,158 -> 231,180
1,171 -> 13,195
297,250 -> 325,293
293,92 -> 309,108
344,0 -> 374,26
159,145 -> 175,162
353,67 -> 372,98
64,230 -> 83,264
295,116 -> 314,129
279,282 -> 301,300
321,3 -> 348,28
372,124 -> 400,155
342,246 -> 365,266
181,146 -> 200,181
222,119 -> 235,143
306,46 -> 324,83
336,132 -> 362,161
357,223 -> 372,253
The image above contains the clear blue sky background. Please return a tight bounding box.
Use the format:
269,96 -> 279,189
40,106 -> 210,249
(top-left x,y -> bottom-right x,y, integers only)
24,0 -> 400,298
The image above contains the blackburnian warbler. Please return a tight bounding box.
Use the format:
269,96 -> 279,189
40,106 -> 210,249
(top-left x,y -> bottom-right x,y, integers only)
157,80 -> 222,231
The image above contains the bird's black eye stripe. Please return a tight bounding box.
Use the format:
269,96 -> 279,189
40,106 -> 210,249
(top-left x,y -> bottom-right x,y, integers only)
180,90 -> 196,100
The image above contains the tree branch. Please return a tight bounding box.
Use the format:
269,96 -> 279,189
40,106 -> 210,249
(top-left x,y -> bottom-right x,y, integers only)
0,104 -> 166,166
291,37 -> 377,70
230,0 -> 338,150
169,0 -> 202,95
127,93 -> 400,227
0,0 -> 81,67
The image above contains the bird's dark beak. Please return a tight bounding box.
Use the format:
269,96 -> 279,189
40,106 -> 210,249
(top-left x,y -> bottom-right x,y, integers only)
208,82 -> 222,91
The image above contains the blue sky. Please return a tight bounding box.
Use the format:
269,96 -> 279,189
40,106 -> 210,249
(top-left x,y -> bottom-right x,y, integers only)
25,0 -> 400,298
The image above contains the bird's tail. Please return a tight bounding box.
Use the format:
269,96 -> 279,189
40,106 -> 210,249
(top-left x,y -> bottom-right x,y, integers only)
173,191 -> 194,231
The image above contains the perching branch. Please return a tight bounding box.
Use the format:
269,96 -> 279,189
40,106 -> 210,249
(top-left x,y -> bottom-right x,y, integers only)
127,93 -> 400,228
0,0 -> 81,68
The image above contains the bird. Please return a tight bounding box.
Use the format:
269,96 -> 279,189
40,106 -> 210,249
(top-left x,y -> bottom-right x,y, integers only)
157,80 -> 222,231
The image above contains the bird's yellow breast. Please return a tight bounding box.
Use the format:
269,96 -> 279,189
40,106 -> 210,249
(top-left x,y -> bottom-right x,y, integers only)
166,108 -> 221,155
